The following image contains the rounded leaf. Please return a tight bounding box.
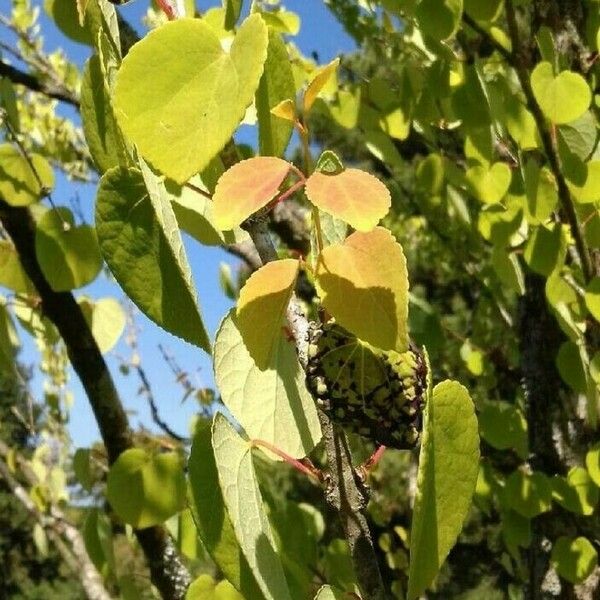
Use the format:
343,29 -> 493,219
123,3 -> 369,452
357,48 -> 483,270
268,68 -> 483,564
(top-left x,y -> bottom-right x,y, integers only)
504,470 -> 552,518
106,448 -> 186,528
531,62 -> 591,125
585,442 -> 600,487
114,15 -> 268,183
35,208 -> 102,291
551,536 -> 598,584
0,144 -> 54,207
213,157 -> 291,230
316,227 -> 409,352
305,168 -> 390,232
465,162 -> 512,205
585,278 -> 600,322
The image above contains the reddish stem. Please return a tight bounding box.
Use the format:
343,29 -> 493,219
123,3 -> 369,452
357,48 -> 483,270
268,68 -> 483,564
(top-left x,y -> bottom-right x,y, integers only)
185,181 -> 212,200
156,0 -> 177,20
251,439 -> 322,482
271,179 -> 306,207
362,445 -> 387,473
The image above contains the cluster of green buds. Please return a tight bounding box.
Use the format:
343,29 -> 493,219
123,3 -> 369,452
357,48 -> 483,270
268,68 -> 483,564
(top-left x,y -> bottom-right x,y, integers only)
306,321 -> 428,449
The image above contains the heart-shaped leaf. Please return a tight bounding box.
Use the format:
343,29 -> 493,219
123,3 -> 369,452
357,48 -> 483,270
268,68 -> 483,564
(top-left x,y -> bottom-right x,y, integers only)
106,448 -> 186,529
305,169 -> 391,231
114,15 -> 268,183
465,162 -> 512,204
531,62 -> 591,125
316,227 -> 409,352
213,157 -> 291,230
408,380 -> 479,599
551,537 -> 598,584
214,310 -> 321,458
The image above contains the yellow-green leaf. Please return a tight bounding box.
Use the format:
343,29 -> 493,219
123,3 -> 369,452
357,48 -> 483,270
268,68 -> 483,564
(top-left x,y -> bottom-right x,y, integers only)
304,58 -> 340,113
214,310 -> 321,458
106,449 -> 186,528
35,208 -> 102,291
236,259 -> 299,369
212,413 -> 293,600
316,227 -> 409,352
213,157 -> 291,230
0,144 -> 54,207
305,169 -> 391,231
407,380 -> 479,599
551,467 -> 598,516
186,575 -> 244,600
0,241 -> 34,293
78,297 -> 126,354
531,62 -> 592,125
465,162 -> 512,205
114,15 -> 268,183
551,537 -> 598,584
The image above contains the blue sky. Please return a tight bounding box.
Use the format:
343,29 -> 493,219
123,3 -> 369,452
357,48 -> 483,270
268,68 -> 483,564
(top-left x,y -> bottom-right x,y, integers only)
10,1 -> 354,449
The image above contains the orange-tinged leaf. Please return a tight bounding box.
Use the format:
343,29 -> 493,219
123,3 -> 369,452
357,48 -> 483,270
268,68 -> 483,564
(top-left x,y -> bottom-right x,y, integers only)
237,258 -> 300,369
213,157 -> 291,230
305,168 -> 391,231
316,227 -> 409,352
270,98 -> 296,122
304,57 -> 340,113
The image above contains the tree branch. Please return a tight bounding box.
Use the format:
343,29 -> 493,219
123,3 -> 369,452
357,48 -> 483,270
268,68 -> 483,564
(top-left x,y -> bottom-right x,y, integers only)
0,199 -> 191,600
504,0 -> 594,282
0,60 -> 80,107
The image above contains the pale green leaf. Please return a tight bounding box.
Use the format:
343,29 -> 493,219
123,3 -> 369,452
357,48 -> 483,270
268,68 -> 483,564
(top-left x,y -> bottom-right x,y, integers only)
551,467 -> 598,516
524,224 -> 566,277
35,208 -> 102,291
78,297 -> 126,353
189,421 -> 265,599
212,413 -> 292,600
0,144 -> 54,207
107,448 -> 186,528
408,380 -> 480,599
585,278 -> 600,322
186,574 -> 244,600
504,470 -> 552,518
0,303 -> 17,375
0,241 -> 34,293
479,401 -> 528,459
551,537 -> 598,584
96,166 -> 211,351
214,310 -> 321,458
114,15 -> 268,183
256,31 -> 296,157
313,586 -> 346,599
557,341 -> 588,394
531,62 -> 592,125
465,162 -> 511,205
73,448 -> 93,491
585,442 -> 600,487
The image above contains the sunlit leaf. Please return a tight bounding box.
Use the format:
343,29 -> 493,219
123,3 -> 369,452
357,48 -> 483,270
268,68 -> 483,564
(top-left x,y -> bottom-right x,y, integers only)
106,448 -> 186,528
408,380 -> 479,599
212,413 -> 293,600
479,401 -> 528,459
236,259 -> 299,369
35,208 -> 102,291
186,574 -> 244,600
0,241 -> 34,293
503,469 -> 552,518
78,297 -> 126,354
316,227 -> 408,352
465,162 -> 511,205
305,169 -> 390,231
214,310 -> 321,458
531,62 -> 592,124
213,157 -> 291,230
114,15 -> 268,183
304,58 -> 340,113
0,144 -> 54,207
551,537 -> 598,584
551,467 -> 598,516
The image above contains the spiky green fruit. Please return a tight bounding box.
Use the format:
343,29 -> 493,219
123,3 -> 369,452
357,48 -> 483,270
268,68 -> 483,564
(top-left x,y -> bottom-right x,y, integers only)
306,322 -> 427,449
